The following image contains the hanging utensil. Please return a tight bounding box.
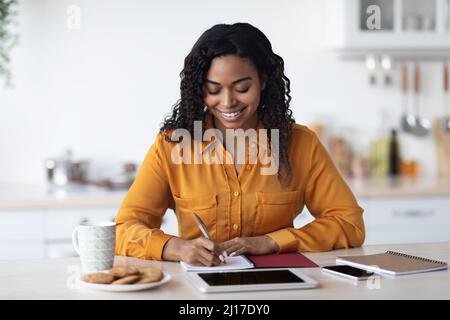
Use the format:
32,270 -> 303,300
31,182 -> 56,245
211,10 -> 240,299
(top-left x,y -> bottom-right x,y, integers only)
381,55 -> 393,86
410,63 -> 431,137
365,54 -> 377,86
443,62 -> 450,132
400,63 -> 415,133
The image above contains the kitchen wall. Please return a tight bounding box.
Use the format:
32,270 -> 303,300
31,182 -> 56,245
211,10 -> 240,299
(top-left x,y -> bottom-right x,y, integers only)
0,0 -> 443,185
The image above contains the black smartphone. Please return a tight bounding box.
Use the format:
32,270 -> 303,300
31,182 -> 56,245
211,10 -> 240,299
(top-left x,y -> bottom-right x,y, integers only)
321,265 -> 375,280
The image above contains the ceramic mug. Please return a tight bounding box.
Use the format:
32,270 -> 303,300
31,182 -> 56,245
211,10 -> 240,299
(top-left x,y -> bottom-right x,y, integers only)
72,221 -> 116,273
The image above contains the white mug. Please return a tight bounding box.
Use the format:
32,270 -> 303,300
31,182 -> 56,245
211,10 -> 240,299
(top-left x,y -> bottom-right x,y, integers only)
72,221 -> 116,273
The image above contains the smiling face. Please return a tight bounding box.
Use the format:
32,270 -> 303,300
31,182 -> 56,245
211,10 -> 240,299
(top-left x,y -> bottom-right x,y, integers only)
203,55 -> 265,131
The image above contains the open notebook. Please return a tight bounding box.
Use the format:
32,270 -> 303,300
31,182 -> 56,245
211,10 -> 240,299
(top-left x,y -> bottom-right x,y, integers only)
181,255 -> 254,272
336,251 -> 448,276
180,252 -> 318,272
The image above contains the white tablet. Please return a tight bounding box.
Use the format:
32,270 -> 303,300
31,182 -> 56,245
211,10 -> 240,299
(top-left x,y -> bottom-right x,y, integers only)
185,268 -> 318,293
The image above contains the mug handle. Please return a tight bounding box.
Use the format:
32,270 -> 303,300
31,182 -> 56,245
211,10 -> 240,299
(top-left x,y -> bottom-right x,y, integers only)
72,226 -> 80,255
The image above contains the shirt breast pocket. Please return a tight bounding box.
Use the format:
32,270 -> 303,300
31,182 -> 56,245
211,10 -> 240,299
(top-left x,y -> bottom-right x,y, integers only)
255,190 -> 302,234
173,194 -> 217,240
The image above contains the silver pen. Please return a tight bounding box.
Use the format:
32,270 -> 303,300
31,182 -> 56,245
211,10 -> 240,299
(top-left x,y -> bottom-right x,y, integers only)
192,212 -> 227,264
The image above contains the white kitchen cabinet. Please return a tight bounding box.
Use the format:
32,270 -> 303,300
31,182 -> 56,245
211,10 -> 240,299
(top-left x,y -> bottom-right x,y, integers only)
0,210 -> 45,260
0,210 -> 45,241
0,243 -> 45,260
293,197 -> 450,246
361,196 -> 450,244
1,194 -> 448,260
44,208 -> 116,240
328,0 -> 450,52
44,208 -> 117,258
0,207 -> 118,260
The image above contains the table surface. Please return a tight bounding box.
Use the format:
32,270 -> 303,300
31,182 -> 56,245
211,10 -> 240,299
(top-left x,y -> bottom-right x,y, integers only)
1,242 -> 449,300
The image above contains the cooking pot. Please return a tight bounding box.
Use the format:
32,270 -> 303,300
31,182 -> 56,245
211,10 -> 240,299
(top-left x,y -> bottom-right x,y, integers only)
45,150 -> 89,186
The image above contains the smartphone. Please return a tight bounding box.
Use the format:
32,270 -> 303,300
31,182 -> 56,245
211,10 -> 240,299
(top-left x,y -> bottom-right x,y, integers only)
321,265 -> 375,280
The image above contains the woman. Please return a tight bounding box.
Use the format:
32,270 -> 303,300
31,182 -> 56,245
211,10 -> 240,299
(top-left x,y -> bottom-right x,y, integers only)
115,23 -> 365,266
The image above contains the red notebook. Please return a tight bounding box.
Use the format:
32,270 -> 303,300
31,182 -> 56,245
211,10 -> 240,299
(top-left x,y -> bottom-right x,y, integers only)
246,252 -> 318,268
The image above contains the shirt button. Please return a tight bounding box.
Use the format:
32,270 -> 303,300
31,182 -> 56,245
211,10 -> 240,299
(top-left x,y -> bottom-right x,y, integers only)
233,191 -> 240,197
233,224 -> 239,231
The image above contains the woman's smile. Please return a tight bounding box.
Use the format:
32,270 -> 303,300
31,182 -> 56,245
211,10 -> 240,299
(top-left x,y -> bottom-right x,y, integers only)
216,106 -> 248,121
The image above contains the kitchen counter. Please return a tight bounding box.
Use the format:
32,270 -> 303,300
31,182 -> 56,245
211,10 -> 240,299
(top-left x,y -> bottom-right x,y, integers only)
1,176 -> 449,210
0,184 -> 127,209
348,176 -> 450,198
1,242 -> 449,299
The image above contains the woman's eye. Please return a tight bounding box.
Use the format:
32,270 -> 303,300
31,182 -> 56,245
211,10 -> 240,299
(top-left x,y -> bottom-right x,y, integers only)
207,89 -> 220,95
206,86 -> 250,95
236,87 -> 250,93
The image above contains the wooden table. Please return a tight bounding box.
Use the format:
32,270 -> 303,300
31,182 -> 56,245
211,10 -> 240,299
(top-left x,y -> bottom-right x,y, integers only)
1,242 -> 449,299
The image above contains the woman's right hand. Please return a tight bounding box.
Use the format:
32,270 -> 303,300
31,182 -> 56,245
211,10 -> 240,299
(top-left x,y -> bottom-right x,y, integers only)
162,236 -> 222,266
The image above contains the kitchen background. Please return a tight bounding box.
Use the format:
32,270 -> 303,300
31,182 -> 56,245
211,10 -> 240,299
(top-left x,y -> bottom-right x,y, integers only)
1,0 -> 449,260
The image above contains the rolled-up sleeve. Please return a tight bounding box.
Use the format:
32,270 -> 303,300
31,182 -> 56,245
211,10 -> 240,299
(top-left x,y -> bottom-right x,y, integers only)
115,134 -> 173,260
267,132 -> 365,252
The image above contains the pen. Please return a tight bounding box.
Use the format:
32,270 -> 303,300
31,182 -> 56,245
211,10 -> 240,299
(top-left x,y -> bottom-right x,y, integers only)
192,212 -> 227,264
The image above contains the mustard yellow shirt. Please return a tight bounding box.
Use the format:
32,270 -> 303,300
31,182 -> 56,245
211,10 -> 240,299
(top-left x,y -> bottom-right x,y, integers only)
115,115 -> 365,260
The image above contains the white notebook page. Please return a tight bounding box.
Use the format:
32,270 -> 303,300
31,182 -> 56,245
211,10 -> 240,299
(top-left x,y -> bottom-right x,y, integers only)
180,255 -> 254,272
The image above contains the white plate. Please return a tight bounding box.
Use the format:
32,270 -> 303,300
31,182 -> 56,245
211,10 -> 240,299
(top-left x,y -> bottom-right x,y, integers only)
79,272 -> 171,292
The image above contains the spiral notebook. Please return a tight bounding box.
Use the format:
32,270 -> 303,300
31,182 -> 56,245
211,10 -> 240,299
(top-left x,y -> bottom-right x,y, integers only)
336,251 -> 448,276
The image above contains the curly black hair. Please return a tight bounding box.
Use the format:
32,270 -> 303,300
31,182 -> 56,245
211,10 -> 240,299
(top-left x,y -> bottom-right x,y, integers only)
160,22 -> 295,186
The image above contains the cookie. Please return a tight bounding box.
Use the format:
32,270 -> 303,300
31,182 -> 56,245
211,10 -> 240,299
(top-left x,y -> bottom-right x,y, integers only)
109,267 -> 139,278
111,275 -> 141,285
83,272 -> 115,284
136,276 -> 160,284
137,267 -> 163,282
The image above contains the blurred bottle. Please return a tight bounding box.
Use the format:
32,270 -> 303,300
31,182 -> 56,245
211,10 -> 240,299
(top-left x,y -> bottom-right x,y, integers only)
368,109 -> 392,177
388,129 -> 401,176
369,138 -> 389,177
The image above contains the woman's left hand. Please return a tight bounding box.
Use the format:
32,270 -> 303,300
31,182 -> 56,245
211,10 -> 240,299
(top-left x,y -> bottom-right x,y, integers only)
219,236 -> 279,256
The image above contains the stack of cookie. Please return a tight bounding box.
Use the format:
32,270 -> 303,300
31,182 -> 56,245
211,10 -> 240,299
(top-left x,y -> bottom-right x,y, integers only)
83,267 -> 163,285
